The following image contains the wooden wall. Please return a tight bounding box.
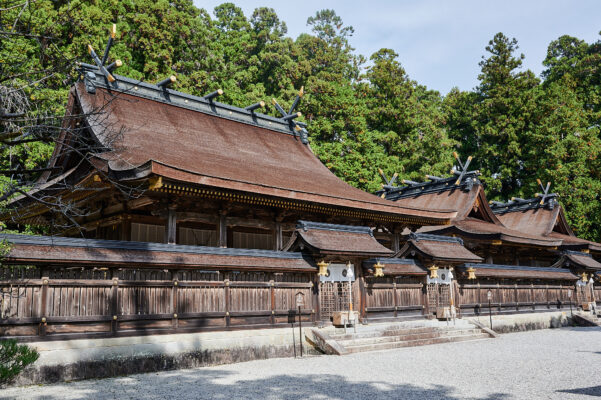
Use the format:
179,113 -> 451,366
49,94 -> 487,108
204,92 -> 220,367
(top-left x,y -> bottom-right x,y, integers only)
0,266 -> 316,341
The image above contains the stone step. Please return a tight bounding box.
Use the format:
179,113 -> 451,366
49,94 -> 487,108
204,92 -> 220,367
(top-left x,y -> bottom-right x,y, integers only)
345,333 -> 490,354
330,325 -> 471,341
336,329 -> 483,347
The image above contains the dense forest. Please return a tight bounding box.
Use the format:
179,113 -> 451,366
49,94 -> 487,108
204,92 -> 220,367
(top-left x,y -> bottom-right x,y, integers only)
1,1 -> 600,241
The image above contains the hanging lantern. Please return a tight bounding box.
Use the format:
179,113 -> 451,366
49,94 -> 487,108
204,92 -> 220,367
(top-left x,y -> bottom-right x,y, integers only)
317,260 -> 329,277
373,261 -> 384,278
428,266 -> 439,279
581,272 -> 588,283
466,267 -> 476,280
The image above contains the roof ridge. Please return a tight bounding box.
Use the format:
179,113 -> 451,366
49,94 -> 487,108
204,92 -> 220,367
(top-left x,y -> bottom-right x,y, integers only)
378,172 -> 481,201
296,220 -> 373,235
78,63 -> 309,142
409,232 -> 464,245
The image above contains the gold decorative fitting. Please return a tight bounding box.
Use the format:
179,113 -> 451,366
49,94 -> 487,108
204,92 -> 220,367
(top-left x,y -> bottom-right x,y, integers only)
113,315 -> 118,320
148,176 -> 163,190
225,312 -> 230,316
428,266 -> 439,279
41,317 -> 46,323
93,174 -> 102,182
373,261 -> 385,278
491,240 -> 502,245
271,310 -> 275,315
42,279 -> 48,285
113,280 -> 118,286
466,267 -> 477,280
317,260 -> 329,277
173,281 -> 178,286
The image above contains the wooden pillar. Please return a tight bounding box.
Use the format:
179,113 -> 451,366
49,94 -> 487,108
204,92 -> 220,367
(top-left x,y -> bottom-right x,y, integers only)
121,217 -> 131,241
274,220 -> 283,251
165,206 -> 177,244
218,211 -> 227,248
391,231 -> 401,253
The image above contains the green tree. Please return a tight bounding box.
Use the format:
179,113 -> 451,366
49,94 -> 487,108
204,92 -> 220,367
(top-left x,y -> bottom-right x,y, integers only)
0,339 -> 39,387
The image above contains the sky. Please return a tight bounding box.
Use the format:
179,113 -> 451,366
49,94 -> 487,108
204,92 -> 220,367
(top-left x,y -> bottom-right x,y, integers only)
193,0 -> 601,94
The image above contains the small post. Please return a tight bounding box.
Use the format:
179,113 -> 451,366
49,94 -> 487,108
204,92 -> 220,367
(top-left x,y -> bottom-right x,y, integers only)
298,304 -> 302,357
568,289 -> 573,321
296,292 -> 305,357
487,289 -> 493,330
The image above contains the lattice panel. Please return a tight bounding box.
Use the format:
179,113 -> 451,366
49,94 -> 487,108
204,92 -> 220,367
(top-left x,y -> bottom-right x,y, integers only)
319,281 -> 351,320
427,283 -> 450,311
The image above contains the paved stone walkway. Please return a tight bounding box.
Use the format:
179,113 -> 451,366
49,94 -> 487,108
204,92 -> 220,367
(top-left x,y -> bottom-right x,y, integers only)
1,327 -> 600,399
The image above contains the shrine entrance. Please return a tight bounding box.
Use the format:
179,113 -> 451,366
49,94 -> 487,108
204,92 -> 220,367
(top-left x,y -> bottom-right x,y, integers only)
426,267 -> 454,319
318,263 -> 354,321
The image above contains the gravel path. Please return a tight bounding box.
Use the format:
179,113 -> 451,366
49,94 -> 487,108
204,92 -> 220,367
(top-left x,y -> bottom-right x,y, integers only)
2,327 -> 600,400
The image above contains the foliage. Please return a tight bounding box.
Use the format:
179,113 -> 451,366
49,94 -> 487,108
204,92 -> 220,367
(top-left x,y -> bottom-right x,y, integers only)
1,2 -> 601,240
0,339 -> 39,387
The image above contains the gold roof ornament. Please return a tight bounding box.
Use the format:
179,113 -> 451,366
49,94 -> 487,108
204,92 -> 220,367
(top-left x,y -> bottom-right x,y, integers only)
317,260 -> 329,277
374,261 -> 384,278
428,266 -> 439,279
466,267 -> 476,280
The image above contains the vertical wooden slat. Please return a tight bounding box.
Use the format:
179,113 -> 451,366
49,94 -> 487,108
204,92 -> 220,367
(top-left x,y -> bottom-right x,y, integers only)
224,273 -> 230,327
111,278 -> 118,335
172,272 -> 179,330
39,277 -> 48,337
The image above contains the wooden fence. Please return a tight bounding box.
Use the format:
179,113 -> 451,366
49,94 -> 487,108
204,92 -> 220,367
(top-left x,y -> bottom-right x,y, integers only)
456,281 -> 576,316
363,276 -> 425,321
0,267 -> 316,341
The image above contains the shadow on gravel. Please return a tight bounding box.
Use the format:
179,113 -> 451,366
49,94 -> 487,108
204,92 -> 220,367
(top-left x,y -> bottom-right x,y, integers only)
0,370 -> 511,400
557,385 -> 601,397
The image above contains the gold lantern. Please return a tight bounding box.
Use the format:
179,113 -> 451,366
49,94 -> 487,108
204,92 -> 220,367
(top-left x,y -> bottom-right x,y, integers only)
428,266 -> 439,279
373,261 -> 385,278
317,260 -> 329,277
581,272 -> 588,283
466,267 -> 476,280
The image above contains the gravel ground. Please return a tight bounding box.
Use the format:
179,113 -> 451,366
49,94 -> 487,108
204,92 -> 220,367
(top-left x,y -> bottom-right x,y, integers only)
1,327 -> 600,400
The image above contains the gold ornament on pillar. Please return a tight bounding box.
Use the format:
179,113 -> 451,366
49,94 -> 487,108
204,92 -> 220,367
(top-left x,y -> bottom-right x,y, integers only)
317,260 -> 329,277
373,261 -> 384,278
428,266 -> 439,279
466,267 -> 476,280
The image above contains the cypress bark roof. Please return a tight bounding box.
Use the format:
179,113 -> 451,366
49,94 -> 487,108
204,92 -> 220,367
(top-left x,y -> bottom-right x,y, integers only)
458,263 -> 578,281
283,221 -> 394,257
363,258 -> 427,276
0,234 -> 317,271
397,233 -> 483,263
31,65 -> 457,225
551,251 -> 601,271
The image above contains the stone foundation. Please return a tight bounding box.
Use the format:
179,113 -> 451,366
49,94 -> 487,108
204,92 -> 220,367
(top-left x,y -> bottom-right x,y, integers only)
468,311 -> 570,334
13,326 -> 318,386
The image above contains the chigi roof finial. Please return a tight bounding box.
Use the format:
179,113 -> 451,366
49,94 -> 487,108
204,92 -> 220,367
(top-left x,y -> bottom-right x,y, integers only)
86,24 -> 122,83
535,178 -> 552,205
